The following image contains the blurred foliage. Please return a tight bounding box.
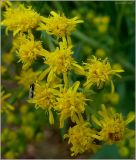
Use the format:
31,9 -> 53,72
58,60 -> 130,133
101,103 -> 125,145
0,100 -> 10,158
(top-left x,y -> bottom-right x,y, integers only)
1,1 -> 135,159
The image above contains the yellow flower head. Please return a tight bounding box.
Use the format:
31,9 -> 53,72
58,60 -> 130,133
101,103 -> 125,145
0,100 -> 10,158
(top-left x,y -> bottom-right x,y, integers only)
28,82 -> 59,124
92,105 -> 135,144
64,122 -> 99,156
55,81 -> 87,128
84,56 -> 124,90
43,39 -> 85,83
44,40 -> 74,74
14,32 -> 45,70
15,69 -> 40,89
39,11 -> 83,37
1,4 -> 41,36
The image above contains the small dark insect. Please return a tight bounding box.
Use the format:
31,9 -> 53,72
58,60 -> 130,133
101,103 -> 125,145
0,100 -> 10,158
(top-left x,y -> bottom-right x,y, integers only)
29,83 -> 35,98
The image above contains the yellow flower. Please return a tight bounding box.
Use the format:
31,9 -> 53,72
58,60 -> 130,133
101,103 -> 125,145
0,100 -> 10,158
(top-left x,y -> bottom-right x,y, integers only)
55,81 -> 87,128
13,33 -> 29,49
43,39 -> 85,83
1,4 -> 41,36
14,32 -> 46,70
64,122 -> 99,156
1,89 -> 14,113
84,56 -> 124,90
28,82 -> 60,124
39,11 -> 83,37
15,69 -> 40,90
92,105 -> 135,144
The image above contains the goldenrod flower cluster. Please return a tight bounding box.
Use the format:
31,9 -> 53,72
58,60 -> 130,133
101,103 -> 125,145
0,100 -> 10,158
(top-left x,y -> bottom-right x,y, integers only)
1,3 -> 41,36
1,2 -> 135,157
56,81 -> 87,128
64,122 -> 99,156
92,105 -> 135,144
84,56 -> 124,91
13,32 -> 46,70
39,11 -> 83,38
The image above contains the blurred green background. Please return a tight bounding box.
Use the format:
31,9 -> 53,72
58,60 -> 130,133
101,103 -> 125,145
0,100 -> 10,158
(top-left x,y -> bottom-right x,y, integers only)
1,1 -> 135,159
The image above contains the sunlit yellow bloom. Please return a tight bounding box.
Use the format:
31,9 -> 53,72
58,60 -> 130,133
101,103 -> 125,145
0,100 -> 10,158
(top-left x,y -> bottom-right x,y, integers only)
1,90 -> 14,113
93,16 -> 110,33
1,4 -> 41,36
92,105 -> 135,144
102,92 -> 120,105
14,32 -> 46,70
55,81 -> 87,128
43,39 -> 85,83
15,69 -> 40,89
28,82 -> 60,124
64,122 -> 99,156
39,11 -> 83,37
84,56 -> 124,90
13,33 -> 29,49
